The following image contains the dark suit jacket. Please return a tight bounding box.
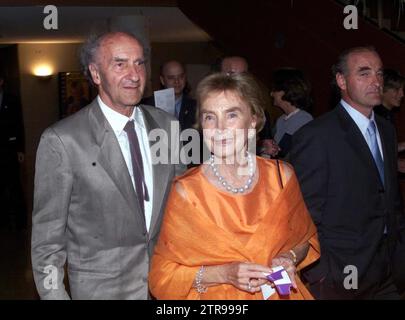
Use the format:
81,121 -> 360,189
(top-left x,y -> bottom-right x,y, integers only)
374,104 -> 395,125
141,94 -> 197,131
290,104 -> 405,298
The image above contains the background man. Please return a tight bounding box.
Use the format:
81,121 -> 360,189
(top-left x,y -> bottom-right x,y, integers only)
143,60 -> 197,131
220,56 -> 249,76
31,31 -> 185,299
290,47 -> 405,299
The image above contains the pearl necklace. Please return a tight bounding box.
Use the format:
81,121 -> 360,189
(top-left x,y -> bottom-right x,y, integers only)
209,153 -> 255,193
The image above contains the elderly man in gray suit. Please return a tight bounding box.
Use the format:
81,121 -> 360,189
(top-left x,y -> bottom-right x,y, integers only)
31,31 -> 186,299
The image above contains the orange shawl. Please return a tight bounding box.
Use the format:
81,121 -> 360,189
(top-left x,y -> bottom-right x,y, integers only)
149,158 -> 320,300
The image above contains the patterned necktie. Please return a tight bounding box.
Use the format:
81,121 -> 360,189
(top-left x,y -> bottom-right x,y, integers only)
123,120 -> 149,214
367,120 -> 384,186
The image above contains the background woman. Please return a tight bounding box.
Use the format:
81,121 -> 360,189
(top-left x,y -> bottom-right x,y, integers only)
271,68 -> 313,158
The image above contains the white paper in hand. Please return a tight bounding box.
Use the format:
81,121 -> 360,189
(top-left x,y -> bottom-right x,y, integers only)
260,283 -> 276,300
154,88 -> 175,116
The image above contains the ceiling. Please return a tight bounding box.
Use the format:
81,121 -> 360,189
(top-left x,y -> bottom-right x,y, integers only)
0,6 -> 211,43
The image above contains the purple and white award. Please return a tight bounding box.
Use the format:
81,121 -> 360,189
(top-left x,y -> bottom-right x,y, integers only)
266,266 -> 293,296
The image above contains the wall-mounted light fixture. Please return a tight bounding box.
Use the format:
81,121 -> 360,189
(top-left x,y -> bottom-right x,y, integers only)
33,64 -> 54,80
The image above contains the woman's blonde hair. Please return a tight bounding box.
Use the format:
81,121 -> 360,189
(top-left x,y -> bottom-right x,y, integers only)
195,72 -> 267,132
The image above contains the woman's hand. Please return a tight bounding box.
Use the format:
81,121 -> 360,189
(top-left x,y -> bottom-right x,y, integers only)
260,139 -> 281,157
271,253 -> 297,289
221,262 -> 273,293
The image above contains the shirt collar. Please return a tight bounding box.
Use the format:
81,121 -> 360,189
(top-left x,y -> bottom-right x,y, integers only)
340,99 -> 375,135
98,96 -> 145,135
284,108 -> 300,120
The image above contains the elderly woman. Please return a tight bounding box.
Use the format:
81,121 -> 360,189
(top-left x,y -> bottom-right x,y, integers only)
149,72 -> 319,300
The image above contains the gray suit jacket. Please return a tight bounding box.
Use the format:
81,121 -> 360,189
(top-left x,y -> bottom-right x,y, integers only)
31,99 -> 186,299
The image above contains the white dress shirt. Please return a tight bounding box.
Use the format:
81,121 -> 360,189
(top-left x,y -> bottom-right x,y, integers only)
340,99 -> 384,159
98,96 -> 154,232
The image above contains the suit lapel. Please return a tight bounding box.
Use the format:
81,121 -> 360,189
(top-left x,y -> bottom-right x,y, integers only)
140,106 -> 172,236
88,101 -> 145,226
336,106 -> 384,187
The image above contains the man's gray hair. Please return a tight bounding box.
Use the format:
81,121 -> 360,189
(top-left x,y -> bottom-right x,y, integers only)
79,31 -> 144,86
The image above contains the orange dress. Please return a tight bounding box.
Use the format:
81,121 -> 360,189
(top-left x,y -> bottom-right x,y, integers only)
149,157 -> 320,300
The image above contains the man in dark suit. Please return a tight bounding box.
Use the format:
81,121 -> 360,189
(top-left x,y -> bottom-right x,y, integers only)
0,72 -> 26,230
290,47 -> 405,299
31,31 -> 185,299
142,60 -> 197,131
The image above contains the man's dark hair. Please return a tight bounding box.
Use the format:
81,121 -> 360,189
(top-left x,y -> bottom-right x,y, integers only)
271,68 -> 312,111
331,46 -> 379,77
383,68 -> 405,92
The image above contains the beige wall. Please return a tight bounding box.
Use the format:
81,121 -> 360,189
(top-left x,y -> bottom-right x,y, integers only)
18,43 -> 82,213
